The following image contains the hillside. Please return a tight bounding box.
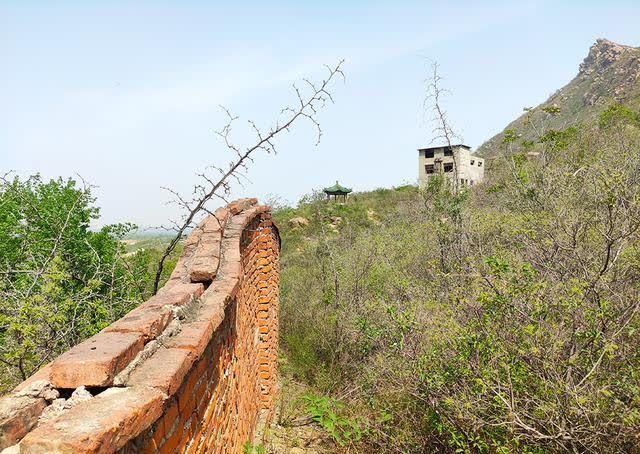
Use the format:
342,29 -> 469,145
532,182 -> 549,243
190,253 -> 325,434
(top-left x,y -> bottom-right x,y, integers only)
478,38 -> 640,156
272,99 -> 640,452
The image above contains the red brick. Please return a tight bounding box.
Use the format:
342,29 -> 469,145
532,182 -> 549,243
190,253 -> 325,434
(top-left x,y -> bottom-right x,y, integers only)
195,291 -> 227,327
161,420 -> 183,454
165,322 -> 213,358
161,399 -> 179,438
127,347 -> 194,396
13,204 -> 281,452
146,283 -> 204,308
214,278 -> 239,299
214,207 -> 229,226
103,304 -> 173,341
150,418 -> 166,449
190,255 -> 220,283
50,331 -> 144,388
20,387 -> 164,453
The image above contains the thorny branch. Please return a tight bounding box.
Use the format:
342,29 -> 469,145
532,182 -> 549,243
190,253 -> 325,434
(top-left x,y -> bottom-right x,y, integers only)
152,60 -> 345,293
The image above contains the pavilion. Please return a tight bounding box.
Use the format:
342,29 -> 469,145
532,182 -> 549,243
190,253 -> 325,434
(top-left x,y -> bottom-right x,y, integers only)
323,181 -> 352,202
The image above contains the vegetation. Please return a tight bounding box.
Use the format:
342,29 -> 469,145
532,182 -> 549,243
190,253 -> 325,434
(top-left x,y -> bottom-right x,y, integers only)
1,71 -> 638,452
275,105 -> 640,452
0,175 -> 178,393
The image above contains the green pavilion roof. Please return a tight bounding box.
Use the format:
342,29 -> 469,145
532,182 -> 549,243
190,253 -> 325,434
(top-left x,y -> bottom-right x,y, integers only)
323,181 -> 352,194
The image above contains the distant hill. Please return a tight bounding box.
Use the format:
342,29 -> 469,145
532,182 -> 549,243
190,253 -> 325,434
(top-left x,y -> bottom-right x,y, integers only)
477,38 -> 640,156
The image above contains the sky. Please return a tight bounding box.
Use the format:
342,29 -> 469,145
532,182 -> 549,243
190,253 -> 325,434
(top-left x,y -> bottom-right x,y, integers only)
2,1 -> 639,228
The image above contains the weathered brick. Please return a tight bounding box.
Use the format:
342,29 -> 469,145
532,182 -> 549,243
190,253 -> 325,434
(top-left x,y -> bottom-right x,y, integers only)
12,363 -> 53,393
165,322 -> 213,358
162,419 -> 184,454
127,347 -> 194,396
103,304 -> 173,341
20,387 -> 164,453
0,395 -> 47,449
148,282 -> 204,308
9,201 -> 280,452
50,331 -> 144,388
195,291 -> 227,328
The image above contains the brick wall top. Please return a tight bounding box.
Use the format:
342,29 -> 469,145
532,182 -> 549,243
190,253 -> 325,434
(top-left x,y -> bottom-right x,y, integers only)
0,198 -> 280,453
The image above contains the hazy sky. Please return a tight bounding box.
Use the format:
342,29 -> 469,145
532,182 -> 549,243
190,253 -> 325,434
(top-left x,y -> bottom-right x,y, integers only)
2,1 -> 639,227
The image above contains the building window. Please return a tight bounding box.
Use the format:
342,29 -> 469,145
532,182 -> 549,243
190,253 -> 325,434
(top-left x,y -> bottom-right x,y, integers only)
478,161 -> 483,167
425,164 -> 435,174
470,159 -> 475,165
443,163 -> 454,172
444,148 -> 453,157
425,149 -> 434,158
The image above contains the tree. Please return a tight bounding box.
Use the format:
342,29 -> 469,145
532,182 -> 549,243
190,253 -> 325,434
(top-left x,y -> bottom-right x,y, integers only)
0,174 -> 145,392
424,62 -> 461,193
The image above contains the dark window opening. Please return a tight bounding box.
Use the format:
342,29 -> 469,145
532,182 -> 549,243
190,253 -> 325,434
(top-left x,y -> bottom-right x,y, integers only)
425,149 -> 434,158
425,164 -> 435,174
444,148 -> 453,157
443,163 -> 454,172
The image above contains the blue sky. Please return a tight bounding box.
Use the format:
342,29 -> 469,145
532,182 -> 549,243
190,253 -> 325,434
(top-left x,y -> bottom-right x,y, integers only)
2,1 -> 639,227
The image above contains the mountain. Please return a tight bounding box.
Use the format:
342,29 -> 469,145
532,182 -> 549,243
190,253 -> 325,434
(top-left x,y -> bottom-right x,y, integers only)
477,38 -> 640,155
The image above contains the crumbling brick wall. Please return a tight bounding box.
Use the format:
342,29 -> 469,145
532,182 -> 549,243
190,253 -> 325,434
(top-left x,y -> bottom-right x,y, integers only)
0,199 -> 280,453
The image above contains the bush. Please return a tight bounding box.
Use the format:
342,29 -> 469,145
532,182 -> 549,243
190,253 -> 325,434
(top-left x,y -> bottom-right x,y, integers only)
276,106 -> 640,452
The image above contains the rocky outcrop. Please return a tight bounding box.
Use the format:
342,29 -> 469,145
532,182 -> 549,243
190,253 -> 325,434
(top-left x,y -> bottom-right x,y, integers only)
578,38 -> 640,105
478,38 -> 640,156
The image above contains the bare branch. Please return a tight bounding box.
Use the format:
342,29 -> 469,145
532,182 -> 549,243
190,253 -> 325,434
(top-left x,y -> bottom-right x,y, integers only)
153,60 -> 345,293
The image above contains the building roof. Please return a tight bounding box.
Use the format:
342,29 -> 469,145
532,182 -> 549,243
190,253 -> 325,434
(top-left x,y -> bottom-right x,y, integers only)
417,144 -> 471,152
323,181 -> 352,194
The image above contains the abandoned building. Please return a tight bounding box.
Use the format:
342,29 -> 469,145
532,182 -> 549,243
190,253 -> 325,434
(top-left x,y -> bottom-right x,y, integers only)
418,144 -> 485,187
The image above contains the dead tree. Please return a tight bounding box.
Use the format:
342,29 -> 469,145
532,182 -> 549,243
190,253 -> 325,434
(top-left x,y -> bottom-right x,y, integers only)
424,62 -> 461,193
153,61 -> 345,293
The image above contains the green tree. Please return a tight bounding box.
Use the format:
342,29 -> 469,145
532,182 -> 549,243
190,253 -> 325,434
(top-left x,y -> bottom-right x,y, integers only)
0,174 -> 153,392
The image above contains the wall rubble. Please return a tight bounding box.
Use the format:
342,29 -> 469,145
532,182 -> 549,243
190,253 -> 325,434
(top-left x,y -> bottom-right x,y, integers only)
0,199 -> 280,453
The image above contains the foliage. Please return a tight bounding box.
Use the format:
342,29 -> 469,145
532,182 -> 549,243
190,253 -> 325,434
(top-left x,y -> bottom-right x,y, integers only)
242,441 -> 265,454
0,175 -> 166,393
302,393 -> 365,446
276,106 -> 640,452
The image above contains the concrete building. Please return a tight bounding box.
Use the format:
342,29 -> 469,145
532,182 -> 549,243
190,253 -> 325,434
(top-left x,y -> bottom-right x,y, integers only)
418,144 -> 484,187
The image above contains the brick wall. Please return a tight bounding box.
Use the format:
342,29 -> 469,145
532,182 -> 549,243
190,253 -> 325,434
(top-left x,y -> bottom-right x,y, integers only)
0,199 -> 280,453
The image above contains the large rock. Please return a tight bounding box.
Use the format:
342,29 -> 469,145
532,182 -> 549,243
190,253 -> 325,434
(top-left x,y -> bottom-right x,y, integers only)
288,217 -> 309,228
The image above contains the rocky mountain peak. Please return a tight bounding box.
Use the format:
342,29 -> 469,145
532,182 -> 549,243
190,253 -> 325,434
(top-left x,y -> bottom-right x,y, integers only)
579,38 -> 638,76
477,39 -> 640,156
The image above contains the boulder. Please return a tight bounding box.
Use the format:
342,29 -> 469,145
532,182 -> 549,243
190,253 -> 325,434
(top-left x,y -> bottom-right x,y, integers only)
288,217 -> 309,228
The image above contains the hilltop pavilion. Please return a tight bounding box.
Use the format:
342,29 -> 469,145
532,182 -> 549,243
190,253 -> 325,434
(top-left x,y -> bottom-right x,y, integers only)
323,181 -> 352,202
